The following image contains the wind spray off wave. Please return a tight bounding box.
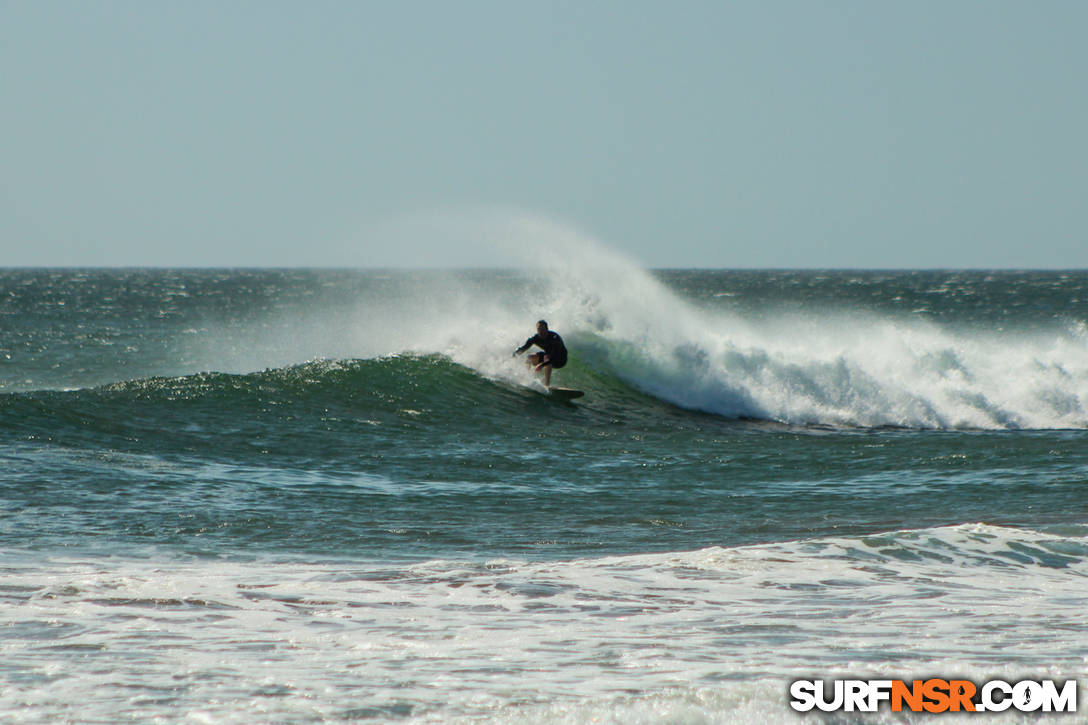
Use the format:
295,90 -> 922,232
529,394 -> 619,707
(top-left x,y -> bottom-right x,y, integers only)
5,217 -> 1083,430
442,212 -> 1088,430
572,298 -> 1088,429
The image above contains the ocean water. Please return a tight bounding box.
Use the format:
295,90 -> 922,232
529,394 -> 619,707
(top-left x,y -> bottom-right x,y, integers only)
2,261 -> 1087,723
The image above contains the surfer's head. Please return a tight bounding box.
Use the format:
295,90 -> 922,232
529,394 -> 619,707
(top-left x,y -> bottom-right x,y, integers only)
537,320 -> 548,335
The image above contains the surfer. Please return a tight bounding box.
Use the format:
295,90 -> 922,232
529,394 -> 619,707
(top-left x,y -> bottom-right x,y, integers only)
513,320 -> 567,387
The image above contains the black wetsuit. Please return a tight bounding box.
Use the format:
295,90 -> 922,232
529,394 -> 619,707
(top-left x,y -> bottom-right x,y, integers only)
516,331 -> 567,368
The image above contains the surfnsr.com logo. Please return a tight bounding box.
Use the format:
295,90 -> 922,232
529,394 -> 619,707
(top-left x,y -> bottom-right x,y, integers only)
790,679 -> 1077,714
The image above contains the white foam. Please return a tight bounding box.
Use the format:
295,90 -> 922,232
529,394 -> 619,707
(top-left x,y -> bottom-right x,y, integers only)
486,212 -> 1088,428
187,208 -> 1088,429
3,524 -> 1087,722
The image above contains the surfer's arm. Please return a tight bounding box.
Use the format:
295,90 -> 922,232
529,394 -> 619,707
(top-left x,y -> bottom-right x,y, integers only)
513,336 -> 536,356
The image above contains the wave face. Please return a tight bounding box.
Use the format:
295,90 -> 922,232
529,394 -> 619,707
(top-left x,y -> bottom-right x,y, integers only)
2,257 -> 1086,431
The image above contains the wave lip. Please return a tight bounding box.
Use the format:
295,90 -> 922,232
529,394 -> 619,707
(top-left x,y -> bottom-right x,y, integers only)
573,313 -> 1088,430
3,261 -> 1086,431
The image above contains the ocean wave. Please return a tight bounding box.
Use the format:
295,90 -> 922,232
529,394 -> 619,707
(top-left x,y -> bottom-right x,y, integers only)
572,320 -> 1088,430
404,214 -> 1088,430
2,230 -> 1086,431
4,330 -> 1087,440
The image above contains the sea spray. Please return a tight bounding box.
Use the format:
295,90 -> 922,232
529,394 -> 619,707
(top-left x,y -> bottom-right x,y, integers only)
267,210 -> 1088,428
6,254 -> 1084,428
457,212 -> 1088,428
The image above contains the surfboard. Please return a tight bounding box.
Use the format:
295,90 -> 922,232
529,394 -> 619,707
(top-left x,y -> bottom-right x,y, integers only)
547,387 -> 584,400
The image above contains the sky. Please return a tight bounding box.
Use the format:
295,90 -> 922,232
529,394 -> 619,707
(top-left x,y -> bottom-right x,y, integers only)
1,0 -> 1085,269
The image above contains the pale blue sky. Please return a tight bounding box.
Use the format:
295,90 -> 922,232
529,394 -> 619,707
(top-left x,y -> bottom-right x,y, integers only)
1,0 -> 1085,268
